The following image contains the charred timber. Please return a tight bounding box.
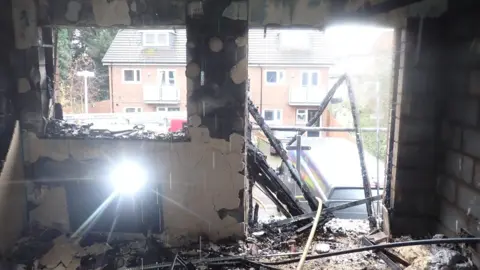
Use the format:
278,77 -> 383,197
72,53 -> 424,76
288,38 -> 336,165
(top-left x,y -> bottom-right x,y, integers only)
248,99 -> 318,211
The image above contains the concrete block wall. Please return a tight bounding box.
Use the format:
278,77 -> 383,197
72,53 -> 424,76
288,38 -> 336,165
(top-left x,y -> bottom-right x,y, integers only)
388,18 -> 444,236
435,5 -> 480,241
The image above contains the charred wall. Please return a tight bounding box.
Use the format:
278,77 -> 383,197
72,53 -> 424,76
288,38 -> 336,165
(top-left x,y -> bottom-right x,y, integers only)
387,17 -> 445,236
433,1 -> 480,264
22,133 -> 245,243
0,0 -> 459,250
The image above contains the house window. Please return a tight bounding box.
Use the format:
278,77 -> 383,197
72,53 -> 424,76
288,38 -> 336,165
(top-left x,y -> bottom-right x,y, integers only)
301,71 -> 319,87
296,109 -> 321,137
159,70 -> 176,86
157,106 -> 180,112
265,70 -> 284,84
296,109 -> 322,125
143,32 -> 170,46
125,107 -> 142,113
296,109 -> 307,124
263,109 -> 282,123
123,69 -> 141,83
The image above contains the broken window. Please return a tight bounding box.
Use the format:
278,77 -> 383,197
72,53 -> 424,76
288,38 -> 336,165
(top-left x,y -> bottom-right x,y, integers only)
265,70 -> 284,84
123,69 -> 141,83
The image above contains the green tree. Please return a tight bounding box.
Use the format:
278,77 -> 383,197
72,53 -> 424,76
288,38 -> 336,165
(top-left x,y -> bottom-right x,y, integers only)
71,28 -> 118,101
56,27 -> 118,104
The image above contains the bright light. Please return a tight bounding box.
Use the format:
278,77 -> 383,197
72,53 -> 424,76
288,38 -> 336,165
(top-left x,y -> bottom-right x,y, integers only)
109,161 -> 147,194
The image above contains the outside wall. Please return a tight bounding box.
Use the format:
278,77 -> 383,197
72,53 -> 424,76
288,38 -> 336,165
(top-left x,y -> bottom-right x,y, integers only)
110,65 -> 188,113
249,66 -> 329,125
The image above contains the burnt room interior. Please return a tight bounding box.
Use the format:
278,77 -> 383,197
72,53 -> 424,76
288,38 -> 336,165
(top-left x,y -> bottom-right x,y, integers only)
1,0 -> 480,269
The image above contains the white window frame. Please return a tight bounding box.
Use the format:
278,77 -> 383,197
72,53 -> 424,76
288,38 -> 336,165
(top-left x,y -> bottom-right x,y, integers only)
262,109 -> 283,124
296,109 -> 322,126
265,70 -> 285,85
122,69 -> 141,83
124,107 -> 142,113
157,106 -> 180,112
158,69 -> 176,86
296,109 -> 308,125
301,71 -> 320,87
142,31 -> 170,46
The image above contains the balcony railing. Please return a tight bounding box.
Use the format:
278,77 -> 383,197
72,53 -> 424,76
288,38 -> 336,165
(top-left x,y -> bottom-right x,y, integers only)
143,85 -> 180,104
289,87 -> 324,105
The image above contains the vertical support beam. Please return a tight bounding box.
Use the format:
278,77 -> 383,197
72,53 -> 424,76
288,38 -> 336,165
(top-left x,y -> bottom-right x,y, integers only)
12,0 -> 49,135
185,0 -> 248,228
185,0 -> 248,140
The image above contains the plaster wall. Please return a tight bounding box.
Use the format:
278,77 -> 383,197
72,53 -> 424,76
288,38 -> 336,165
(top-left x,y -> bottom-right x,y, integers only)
22,130 -> 245,243
0,122 -> 27,253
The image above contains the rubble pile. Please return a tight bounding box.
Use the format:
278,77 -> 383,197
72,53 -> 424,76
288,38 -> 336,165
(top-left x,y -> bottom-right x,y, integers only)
392,235 -> 476,270
44,120 -> 188,141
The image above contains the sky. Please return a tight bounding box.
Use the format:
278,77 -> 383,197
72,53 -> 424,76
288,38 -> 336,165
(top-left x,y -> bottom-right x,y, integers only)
324,25 -> 393,57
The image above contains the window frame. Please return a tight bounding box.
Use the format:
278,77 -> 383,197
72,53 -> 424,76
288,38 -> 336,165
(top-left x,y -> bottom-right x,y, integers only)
158,69 -> 176,86
122,68 -> 141,83
157,106 -> 180,112
264,70 -> 285,85
301,70 -> 320,87
296,109 -> 308,125
124,107 -> 143,113
296,109 -> 323,126
142,31 -> 170,46
262,109 -> 283,124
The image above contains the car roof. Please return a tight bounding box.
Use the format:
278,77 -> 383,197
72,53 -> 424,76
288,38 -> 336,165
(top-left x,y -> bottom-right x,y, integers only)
288,137 -> 385,189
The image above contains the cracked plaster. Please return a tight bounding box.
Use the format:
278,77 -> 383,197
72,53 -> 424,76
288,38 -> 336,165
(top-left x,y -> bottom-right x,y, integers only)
22,131 -> 245,243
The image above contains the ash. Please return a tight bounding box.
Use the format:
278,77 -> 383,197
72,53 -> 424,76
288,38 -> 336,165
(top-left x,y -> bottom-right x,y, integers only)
44,120 -> 188,142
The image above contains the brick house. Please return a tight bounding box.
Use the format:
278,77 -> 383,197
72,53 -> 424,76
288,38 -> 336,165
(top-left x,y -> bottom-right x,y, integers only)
102,29 -> 336,129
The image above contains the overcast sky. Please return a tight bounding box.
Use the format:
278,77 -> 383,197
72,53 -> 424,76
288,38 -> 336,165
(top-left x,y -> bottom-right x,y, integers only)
324,25 -> 393,56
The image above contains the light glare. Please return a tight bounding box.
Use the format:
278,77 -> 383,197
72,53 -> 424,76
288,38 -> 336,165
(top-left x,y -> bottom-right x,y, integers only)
110,161 -> 147,194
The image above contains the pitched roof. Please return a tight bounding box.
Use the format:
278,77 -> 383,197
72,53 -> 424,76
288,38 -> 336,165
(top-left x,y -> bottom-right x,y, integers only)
102,29 -> 333,66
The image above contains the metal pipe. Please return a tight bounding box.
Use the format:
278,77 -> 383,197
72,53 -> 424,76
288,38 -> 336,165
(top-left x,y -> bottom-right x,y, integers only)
248,99 -> 318,211
295,135 -> 301,197
251,126 -> 387,132
375,81 -> 381,220
127,238 -> 480,269
345,76 -> 375,229
264,238 -> 480,265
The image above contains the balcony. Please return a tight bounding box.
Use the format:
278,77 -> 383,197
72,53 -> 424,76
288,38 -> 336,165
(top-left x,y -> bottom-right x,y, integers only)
143,85 -> 180,104
289,87 -> 324,106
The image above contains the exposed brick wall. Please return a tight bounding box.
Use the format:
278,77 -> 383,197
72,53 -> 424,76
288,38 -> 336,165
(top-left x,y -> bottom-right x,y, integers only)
388,18 -> 444,236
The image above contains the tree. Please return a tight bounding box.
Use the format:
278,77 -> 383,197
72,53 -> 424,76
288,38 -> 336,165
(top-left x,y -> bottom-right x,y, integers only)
56,54 -> 105,114
328,40 -> 393,160
71,28 -> 118,101
55,27 -> 118,107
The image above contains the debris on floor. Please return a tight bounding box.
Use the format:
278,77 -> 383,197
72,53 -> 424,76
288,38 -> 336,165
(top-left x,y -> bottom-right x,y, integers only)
44,120 -> 188,141
391,235 -> 477,270
4,220 -> 480,270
